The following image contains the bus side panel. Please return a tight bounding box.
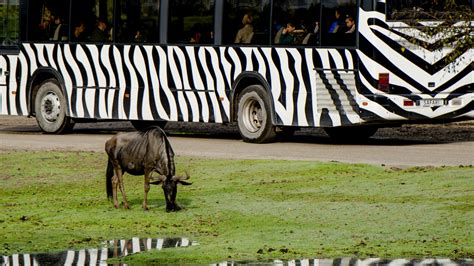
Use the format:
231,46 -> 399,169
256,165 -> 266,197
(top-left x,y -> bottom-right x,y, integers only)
9,43 -> 366,128
224,47 -> 363,128
0,54 -> 27,116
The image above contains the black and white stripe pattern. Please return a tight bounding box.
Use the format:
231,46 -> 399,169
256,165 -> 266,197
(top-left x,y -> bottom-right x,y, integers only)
0,237 -> 196,266
214,258 -> 473,266
357,6 -> 473,121
0,9 -> 472,128
1,43 -> 364,127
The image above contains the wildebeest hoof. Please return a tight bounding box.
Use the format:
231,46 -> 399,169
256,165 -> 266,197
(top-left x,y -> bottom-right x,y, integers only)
166,205 -> 182,212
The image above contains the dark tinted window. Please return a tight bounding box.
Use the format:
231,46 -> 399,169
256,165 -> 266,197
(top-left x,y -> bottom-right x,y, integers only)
168,0 -> 214,44
320,0 -> 356,47
272,0 -> 320,46
0,0 -> 20,46
116,0 -> 160,43
70,0 -> 113,43
223,0 -> 270,45
27,0 -> 70,42
387,0 -> 473,20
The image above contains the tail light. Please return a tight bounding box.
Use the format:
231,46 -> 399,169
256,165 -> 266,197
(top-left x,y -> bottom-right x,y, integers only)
378,73 -> 390,93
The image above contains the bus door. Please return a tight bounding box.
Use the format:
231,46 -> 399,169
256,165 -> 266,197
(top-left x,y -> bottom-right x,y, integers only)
0,0 -> 20,115
316,0 -> 359,126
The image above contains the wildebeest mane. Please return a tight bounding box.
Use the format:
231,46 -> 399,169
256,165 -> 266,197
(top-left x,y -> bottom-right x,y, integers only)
118,126 -> 175,176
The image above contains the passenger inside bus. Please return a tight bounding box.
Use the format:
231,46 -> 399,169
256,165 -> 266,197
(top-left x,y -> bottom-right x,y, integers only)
345,16 -> 355,33
234,14 -> 254,44
328,8 -> 345,33
36,7 -> 54,41
189,23 -> 202,43
51,15 -> 67,41
90,18 -> 109,42
279,22 -> 305,45
71,21 -> 86,42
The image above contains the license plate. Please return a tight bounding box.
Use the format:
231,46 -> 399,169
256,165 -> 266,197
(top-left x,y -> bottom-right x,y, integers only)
418,99 -> 444,107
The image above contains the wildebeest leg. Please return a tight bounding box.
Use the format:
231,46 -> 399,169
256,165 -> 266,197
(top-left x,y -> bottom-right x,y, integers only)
143,172 -> 151,210
111,174 -> 119,208
114,169 -> 130,209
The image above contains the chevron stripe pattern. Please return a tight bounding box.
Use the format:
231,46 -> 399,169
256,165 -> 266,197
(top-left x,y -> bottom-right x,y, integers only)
357,5 -> 473,121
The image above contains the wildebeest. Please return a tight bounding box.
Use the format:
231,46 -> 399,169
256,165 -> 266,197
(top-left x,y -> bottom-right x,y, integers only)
105,126 -> 191,212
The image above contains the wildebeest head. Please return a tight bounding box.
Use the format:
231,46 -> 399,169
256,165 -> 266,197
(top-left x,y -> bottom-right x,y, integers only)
151,172 -> 191,212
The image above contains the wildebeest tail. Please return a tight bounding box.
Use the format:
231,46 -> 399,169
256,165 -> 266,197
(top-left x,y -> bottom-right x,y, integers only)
106,159 -> 114,200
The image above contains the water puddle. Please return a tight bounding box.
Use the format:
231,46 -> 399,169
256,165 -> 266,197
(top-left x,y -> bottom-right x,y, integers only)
213,258 -> 473,266
1,237 -> 197,266
3,245 -> 472,266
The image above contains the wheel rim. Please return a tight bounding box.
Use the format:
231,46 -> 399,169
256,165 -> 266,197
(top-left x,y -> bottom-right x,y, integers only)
40,91 -> 61,123
241,97 -> 264,133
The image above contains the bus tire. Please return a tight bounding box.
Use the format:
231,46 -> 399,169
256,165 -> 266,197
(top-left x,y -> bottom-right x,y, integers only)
34,79 -> 74,134
237,85 -> 277,143
130,120 -> 167,131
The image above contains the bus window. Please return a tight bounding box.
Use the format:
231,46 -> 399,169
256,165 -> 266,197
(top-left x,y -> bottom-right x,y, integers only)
0,0 -> 20,47
27,0 -> 70,42
71,0 -> 113,43
168,0 -> 214,44
272,0 -> 320,46
320,0 -> 356,47
116,0 -> 160,43
223,0 -> 270,45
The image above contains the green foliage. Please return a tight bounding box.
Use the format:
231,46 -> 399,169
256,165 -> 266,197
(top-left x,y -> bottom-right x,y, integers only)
0,151 -> 473,264
395,4 -> 474,66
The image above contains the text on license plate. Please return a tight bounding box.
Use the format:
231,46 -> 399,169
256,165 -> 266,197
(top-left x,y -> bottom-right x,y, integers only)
417,99 -> 445,107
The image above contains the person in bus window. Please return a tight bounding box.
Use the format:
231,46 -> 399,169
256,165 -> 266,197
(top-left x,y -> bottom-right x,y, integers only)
345,16 -> 355,33
71,21 -> 86,42
37,6 -> 53,41
189,23 -> 202,43
279,22 -> 305,45
328,9 -> 345,33
234,14 -> 254,44
51,15 -> 67,41
134,30 -> 145,42
90,18 -> 109,42
279,22 -> 296,44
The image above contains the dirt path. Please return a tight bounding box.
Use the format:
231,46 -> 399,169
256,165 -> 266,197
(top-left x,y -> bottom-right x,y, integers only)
1,116 -> 473,167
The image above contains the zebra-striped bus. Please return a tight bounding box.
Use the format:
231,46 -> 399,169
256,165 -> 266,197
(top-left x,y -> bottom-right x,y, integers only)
0,0 -> 472,143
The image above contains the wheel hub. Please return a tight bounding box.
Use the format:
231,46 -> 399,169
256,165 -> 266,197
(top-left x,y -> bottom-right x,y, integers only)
242,99 -> 263,133
40,92 -> 61,123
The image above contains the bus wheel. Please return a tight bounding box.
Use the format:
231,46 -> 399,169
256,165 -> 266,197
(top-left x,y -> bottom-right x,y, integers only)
34,79 -> 74,134
324,126 -> 378,142
237,85 -> 277,143
130,120 -> 167,131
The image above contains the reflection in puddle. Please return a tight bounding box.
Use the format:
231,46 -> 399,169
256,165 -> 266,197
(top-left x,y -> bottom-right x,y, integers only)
213,258 -> 474,266
1,237 -> 197,266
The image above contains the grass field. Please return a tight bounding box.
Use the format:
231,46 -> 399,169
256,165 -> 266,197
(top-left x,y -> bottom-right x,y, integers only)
0,151 -> 472,264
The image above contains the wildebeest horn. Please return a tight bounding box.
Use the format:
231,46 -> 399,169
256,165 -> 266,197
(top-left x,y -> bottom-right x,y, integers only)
172,172 -> 192,185
149,174 -> 167,185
